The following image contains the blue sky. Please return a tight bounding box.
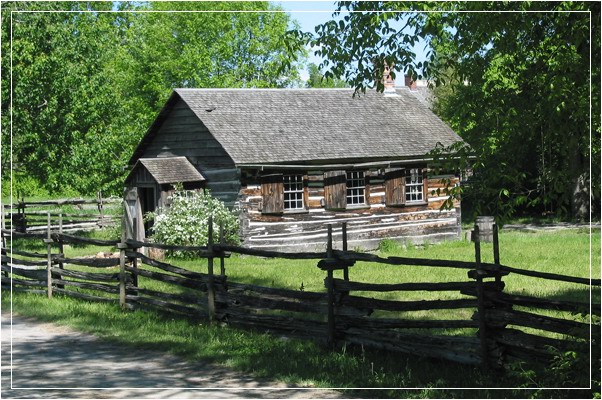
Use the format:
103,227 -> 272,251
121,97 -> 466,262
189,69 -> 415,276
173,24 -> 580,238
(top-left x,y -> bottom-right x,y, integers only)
275,1 -> 430,81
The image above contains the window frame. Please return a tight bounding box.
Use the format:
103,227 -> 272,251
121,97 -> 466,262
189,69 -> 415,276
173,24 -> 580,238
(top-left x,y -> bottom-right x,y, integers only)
405,167 -> 427,204
283,173 -> 305,212
346,171 -> 367,208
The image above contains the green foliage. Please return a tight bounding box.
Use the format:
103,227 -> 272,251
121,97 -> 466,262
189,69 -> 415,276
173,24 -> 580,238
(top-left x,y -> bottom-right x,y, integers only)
305,63 -> 348,88
377,238 -> 401,253
147,189 -> 240,258
1,1 -> 306,196
507,342 -> 600,398
307,1 -> 600,221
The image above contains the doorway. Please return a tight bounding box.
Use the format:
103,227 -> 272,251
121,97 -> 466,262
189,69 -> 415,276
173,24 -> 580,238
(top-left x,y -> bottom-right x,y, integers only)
138,186 -> 156,236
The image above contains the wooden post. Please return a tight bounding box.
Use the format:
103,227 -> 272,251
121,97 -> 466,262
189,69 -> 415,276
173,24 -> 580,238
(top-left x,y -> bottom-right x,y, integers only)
131,216 -> 139,287
492,222 -> 501,285
207,216 -> 216,322
219,221 -> 225,276
118,217 -> 127,310
97,191 -> 104,228
57,214 -> 64,289
474,224 -> 488,369
45,213 -> 53,299
342,222 -> 349,281
326,224 -> 336,348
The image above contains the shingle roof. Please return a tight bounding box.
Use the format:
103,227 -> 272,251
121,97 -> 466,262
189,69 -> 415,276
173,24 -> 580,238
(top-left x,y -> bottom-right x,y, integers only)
134,88 -> 463,166
131,157 -> 205,184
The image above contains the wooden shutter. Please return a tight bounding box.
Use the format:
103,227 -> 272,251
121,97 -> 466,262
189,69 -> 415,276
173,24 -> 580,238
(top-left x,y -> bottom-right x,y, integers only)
323,170 -> 347,210
384,168 -> 405,207
261,173 -> 284,214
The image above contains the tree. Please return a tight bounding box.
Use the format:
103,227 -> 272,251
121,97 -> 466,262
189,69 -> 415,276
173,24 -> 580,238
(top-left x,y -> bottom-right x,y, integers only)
1,1 -> 306,196
305,63 -> 348,88
307,1 -> 600,221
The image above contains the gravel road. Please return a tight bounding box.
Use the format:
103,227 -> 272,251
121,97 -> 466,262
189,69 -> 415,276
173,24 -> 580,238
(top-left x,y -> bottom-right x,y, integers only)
1,313 -> 342,399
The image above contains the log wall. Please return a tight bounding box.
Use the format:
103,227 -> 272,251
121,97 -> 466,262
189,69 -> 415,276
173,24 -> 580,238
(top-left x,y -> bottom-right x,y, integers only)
238,170 -> 461,251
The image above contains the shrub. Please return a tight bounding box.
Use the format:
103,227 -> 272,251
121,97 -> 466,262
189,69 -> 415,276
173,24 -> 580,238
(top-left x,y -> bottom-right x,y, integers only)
147,188 -> 240,258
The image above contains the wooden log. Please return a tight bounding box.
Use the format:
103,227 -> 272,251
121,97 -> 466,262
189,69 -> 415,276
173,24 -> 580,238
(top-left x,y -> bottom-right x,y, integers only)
207,217 -> 216,322
492,328 -> 578,363
343,327 -> 481,365
49,267 -> 120,283
1,248 -> 47,259
128,286 -> 207,307
46,215 -> 52,299
0,229 -> 46,239
333,250 -> 476,270
127,251 -> 223,284
337,315 -> 479,330
479,309 -> 593,339
52,278 -> 119,294
1,285 -> 46,294
226,282 -> 325,301
52,233 -> 119,246
1,255 -> 47,266
341,295 -> 478,312
52,288 -> 117,303
473,224 -> 488,370
497,264 -> 600,286
1,276 -> 47,288
216,244 -> 327,260
124,266 -> 210,292
55,257 -> 120,268
118,236 -> 127,310
332,278 -> 477,293
126,239 -> 213,256
1,264 -> 46,280
126,294 -> 204,316
216,292 -> 327,314
220,308 -> 327,338
486,291 -> 600,316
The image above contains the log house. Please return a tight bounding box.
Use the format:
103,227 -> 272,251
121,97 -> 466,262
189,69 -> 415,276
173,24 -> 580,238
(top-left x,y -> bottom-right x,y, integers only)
125,87 -> 465,251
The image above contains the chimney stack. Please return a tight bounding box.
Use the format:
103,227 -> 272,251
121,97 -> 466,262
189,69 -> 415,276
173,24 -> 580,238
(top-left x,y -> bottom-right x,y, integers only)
404,75 -> 418,91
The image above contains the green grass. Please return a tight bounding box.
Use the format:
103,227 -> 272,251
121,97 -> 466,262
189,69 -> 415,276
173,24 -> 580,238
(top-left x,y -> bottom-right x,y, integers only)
3,227 -> 601,397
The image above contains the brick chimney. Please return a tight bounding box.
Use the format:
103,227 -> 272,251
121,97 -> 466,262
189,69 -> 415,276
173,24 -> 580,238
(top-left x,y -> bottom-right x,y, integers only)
404,75 -> 418,91
383,64 -> 395,91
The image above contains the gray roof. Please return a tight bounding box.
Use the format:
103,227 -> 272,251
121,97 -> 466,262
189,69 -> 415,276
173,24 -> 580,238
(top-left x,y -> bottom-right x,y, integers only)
134,157 -> 205,184
134,88 -> 463,166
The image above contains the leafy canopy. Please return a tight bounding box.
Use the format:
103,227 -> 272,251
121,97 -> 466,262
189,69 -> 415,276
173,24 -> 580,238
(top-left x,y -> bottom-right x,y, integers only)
1,1 -> 307,197
305,1 -> 600,221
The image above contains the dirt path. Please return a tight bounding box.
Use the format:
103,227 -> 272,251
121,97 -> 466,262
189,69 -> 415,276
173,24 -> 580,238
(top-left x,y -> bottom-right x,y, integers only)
1,314 -> 342,399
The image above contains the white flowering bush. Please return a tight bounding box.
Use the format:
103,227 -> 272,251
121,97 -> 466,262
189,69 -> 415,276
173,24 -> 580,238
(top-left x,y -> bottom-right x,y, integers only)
147,188 -> 240,258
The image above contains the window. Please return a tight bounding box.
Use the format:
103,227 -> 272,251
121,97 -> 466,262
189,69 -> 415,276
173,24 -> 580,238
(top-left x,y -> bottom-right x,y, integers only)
283,174 -> 304,210
405,168 -> 424,203
346,171 -> 366,205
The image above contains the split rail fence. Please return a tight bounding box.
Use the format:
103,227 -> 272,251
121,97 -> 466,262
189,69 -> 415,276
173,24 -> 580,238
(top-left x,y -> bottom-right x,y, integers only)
2,193 -> 120,233
1,217 -> 600,369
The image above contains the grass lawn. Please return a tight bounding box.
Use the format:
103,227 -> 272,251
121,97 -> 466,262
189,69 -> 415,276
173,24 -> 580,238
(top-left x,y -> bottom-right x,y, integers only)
3,226 -> 600,398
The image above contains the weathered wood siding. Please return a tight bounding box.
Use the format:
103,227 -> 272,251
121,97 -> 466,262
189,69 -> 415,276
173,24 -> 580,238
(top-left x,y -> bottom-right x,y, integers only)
238,170 -> 461,251
138,99 -> 240,207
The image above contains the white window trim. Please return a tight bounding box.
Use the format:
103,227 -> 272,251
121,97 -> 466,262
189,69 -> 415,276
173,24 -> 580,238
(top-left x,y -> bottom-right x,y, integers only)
405,168 -> 424,203
346,171 -> 366,206
283,174 -> 304,211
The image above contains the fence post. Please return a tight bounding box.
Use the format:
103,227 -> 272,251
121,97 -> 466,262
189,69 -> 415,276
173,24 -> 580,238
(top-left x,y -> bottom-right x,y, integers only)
131,216 -> 139,288
45,213 -> 53,299
342,222 -> 349,281
474,224 -> 489,369
207,216 -> 216,322
219,221 -> 225,276
492,222 -> 501,285
118,219 -> 127,310
326,224 -> 336,348
56,214 -> 64,289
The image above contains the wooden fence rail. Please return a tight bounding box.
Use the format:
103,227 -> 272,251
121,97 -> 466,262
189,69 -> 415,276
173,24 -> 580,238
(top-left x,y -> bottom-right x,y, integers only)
1,216 -> 599,370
